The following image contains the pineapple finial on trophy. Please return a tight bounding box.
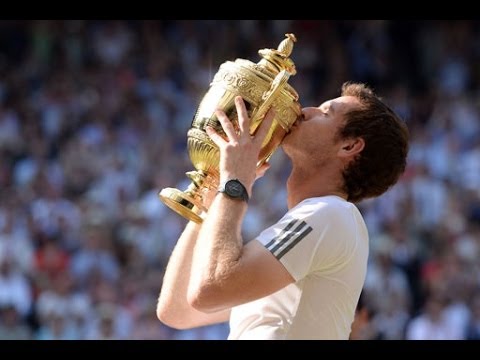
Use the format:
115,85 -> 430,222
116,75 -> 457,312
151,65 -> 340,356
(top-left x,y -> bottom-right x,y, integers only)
258,33 -> 297,75
278,33 -> 297,57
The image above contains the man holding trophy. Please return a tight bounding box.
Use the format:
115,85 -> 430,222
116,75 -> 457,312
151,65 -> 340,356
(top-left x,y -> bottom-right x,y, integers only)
156,34 -> 409,339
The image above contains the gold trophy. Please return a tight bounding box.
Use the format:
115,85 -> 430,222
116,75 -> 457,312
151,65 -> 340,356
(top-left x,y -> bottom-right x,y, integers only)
159,33 -> 301,224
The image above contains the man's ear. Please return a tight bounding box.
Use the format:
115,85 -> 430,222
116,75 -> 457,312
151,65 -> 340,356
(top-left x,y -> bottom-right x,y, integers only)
338,137 -> 365,158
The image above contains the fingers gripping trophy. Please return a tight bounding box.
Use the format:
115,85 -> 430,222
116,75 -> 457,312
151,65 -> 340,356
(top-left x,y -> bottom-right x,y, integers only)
159,34 -> 302,224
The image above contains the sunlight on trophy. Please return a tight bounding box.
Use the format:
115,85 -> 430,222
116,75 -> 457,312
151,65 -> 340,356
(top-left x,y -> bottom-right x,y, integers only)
159,34 -> 302,223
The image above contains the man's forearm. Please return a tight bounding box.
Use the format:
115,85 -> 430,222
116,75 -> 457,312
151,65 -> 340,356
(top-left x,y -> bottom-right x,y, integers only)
188,193 -> 248,310
157,221 -> 200,327
157,217 -> 231,328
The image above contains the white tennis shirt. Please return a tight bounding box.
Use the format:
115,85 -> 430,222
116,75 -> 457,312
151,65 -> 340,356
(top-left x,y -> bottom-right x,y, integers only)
228,195 -> 369,340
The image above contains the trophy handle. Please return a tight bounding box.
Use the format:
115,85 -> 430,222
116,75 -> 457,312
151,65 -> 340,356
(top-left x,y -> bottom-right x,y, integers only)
250,69 -> 291,134
250,69 -> 291,166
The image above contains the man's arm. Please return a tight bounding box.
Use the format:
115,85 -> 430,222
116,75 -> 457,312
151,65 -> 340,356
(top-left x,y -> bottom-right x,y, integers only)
156,220 -> 230,329
188,194 -> 295,313
187,97 -> 295,313
156,125 -> 275,329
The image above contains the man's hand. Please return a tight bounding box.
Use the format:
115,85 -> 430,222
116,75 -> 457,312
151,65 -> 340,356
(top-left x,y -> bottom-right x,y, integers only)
206,96 -> 275,197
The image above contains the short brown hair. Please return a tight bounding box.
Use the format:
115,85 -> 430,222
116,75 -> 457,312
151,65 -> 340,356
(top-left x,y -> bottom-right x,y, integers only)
338,82 -> 409,203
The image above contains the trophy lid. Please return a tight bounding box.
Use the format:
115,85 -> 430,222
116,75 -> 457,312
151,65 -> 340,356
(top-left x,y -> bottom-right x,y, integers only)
258,33 -> 297,76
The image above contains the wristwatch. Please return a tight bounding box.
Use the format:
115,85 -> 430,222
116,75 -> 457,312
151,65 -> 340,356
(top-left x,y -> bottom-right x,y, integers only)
218,179 -> 249,203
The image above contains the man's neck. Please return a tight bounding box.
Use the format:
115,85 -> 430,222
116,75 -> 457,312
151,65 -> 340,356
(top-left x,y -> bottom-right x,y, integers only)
286,165 -> 347,209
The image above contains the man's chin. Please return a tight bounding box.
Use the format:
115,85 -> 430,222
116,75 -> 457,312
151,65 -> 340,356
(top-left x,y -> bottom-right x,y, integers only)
281,136 -> 293,151
282,131 -> 295,145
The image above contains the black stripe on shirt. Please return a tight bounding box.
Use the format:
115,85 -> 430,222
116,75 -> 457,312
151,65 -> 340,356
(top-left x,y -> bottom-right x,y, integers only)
275,225 -> 313,260
264,219 -> 299,250
269,220 -> 309,255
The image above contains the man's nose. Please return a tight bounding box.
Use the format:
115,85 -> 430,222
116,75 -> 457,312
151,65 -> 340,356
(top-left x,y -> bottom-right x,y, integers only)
301,107 -> 315,121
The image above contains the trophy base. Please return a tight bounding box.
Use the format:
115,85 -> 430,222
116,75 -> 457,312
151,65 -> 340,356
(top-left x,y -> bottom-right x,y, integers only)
159,188 -> 206,224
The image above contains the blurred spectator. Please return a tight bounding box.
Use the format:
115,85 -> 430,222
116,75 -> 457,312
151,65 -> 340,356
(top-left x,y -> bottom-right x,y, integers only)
406,292 -> 460,340
0,207 -> 34,274
465,291 -> 480,340
0,304 -> 31,340
0,253 -> 32,318
70,224 -> 120,286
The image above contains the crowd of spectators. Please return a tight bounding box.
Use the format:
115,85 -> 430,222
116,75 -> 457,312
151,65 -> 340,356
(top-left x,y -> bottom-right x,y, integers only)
0,20 -> 480,339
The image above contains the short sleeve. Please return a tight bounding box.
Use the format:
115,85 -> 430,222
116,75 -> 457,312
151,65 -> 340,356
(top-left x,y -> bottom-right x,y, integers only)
255,197 -> 359,281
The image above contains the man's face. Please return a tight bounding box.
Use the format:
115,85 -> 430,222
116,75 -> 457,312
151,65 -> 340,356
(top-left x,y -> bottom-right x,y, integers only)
282,95 -> 361,163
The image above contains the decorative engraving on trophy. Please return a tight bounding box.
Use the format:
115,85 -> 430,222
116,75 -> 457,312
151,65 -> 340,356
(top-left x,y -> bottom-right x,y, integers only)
223,71 -> 237,87
269,96 -> 297,131
246,87 -> 264,104
213,67 -> 269,105
236,75 -> 250,90
187,131 -> 219,174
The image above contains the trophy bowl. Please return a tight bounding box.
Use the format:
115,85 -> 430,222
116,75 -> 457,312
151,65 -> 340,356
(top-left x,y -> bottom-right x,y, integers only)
159,34 -> 302,224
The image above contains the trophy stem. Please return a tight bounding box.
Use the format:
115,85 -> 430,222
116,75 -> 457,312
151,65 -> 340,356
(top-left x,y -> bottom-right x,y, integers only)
158,170 -> 217,224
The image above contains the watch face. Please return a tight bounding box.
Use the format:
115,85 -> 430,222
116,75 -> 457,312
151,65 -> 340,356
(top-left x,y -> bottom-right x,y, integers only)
226,180 -> 243,197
